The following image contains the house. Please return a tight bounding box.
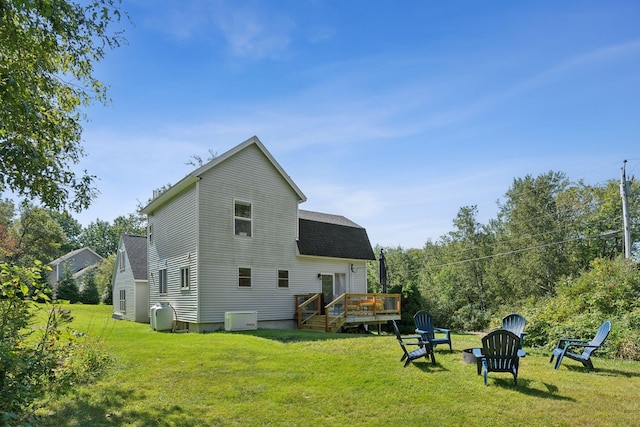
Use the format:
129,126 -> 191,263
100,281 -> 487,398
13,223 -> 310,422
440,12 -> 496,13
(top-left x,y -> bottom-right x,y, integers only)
139,136 -> 383,332
47,247 -> 103,289
112,234 -> 149,323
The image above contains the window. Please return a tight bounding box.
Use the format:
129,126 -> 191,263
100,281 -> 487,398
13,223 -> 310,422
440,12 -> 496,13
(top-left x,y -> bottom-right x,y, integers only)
119,250 -> 126,272
277,269 -> 289,288
119,289 -> 126,312
148,223 -> 154,243
159,268 -> 168,294
234,200 -> 252,236
180,266 -> 190,289
238,267 -> 251,287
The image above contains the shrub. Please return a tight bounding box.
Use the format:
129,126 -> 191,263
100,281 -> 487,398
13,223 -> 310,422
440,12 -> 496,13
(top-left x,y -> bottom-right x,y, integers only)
0,262 -> 112,423
524,257 -> 640,360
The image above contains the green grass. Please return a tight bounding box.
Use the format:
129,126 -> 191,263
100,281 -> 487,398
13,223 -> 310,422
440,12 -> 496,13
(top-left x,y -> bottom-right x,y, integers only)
35,304 -> 640,426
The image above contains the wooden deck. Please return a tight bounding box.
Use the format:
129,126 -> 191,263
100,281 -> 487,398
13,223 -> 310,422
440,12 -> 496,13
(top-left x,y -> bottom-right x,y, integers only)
295,293 -> 401,332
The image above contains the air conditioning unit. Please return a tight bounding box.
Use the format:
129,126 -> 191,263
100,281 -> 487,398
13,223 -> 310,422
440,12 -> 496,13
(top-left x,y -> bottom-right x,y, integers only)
224,311 -> 258,331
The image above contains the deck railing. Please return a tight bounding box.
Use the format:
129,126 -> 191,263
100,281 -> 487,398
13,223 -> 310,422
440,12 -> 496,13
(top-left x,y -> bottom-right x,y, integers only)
295,293 -> 401,331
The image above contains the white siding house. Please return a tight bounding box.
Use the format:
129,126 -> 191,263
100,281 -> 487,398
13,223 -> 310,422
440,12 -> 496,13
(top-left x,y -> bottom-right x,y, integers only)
112,234 -> 149,323
141,136 -> 375,332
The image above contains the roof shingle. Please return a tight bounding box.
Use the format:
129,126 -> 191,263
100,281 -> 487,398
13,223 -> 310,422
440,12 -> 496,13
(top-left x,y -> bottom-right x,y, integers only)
297,210 -> 375,260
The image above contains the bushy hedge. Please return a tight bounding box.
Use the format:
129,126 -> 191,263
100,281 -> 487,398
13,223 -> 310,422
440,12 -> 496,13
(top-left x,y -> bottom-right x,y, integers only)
523,257 -> 640,360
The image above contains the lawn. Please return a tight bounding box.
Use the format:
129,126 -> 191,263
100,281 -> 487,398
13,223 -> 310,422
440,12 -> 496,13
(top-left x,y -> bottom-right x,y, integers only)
36,304 -> 640,426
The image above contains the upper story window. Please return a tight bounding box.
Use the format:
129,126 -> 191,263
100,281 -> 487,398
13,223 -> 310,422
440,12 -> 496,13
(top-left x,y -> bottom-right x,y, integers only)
119,250 -> 126,272
234,200 -> 252,237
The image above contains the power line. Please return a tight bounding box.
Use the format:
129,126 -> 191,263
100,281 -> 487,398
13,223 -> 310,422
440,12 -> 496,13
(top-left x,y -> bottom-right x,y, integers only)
410,230 -> 622,271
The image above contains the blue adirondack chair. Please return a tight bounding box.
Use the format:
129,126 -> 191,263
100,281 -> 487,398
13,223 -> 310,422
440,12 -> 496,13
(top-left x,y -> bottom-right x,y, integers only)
414,310 -> 452,351
391,320 -> 436,367
502,313 -> 527,348
549,321 -> 611,370
473,329 -> 525,386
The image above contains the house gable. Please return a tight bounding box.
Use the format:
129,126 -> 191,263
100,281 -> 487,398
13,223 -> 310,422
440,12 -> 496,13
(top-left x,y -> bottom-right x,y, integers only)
48,247 -> 103,285
141,136 -> 306,216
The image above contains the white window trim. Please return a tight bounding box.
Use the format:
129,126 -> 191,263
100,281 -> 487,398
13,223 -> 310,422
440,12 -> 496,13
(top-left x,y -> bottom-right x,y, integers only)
238,266 -> 252,288
277,269 -> 289,289
234,199 -> 253,237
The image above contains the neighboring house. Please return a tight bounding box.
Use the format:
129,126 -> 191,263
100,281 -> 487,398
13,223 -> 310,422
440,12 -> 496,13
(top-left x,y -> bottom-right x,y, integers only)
112,234 -> 149,323
140,136 -> 376,332
48,247 -> 103,289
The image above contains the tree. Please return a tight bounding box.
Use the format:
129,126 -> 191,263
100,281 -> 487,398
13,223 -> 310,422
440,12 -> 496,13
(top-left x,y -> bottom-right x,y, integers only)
79,213 -> 146,257
11,202 -> 66,266
495,171 -> 572,298
55,262 -> 80,303
80,266 -> 100,304
49,210 -> 83,254
0,0 -> 126,212
95,253 -> 116,304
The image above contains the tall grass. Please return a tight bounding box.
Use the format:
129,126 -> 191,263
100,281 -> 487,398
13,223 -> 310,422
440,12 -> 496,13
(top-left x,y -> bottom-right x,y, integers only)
36,304 -> 640,426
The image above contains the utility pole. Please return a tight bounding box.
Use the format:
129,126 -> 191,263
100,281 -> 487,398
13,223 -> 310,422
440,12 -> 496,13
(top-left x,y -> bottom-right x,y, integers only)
620,160 -> 632,258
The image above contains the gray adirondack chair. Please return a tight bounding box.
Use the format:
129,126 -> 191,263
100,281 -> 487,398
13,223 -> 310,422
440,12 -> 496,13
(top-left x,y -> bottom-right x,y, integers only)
474,329 -> 525,386
502,313 -> 527,348
413,310 -> 452,351
391,320 -> 436,367
549,321 -> 611,370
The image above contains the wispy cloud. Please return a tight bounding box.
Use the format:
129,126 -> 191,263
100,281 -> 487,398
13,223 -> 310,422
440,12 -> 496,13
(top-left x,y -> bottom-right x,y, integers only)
213,5 -> 295,60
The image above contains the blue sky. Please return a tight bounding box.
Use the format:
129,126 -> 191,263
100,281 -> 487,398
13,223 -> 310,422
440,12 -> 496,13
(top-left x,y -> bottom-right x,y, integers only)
68,0 -> 640,249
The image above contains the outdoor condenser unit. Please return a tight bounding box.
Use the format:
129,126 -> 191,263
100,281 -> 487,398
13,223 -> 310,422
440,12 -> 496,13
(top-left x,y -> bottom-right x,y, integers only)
224,311 -> 258,331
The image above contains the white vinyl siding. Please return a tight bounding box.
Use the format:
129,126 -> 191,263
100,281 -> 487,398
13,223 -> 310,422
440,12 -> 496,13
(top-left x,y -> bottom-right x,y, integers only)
147,186 -> 198,323
197,144 -> 303,323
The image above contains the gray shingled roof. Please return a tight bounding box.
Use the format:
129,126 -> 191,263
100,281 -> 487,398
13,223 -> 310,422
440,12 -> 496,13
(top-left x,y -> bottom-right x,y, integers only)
297,210 -> 375,260
122,234 -> 148,280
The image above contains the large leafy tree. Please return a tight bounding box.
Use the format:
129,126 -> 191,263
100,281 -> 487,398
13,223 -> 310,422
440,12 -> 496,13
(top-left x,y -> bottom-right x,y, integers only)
0,2 -> 124,420
11,202 -> 66,265
79,213 -> 145,257
0,0 -> 125,211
